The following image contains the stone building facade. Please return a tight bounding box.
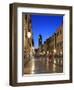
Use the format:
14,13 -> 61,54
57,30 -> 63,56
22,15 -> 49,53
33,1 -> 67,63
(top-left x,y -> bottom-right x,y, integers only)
23,14 -> 33,58
42,25 -> 63,57
56,25 -> 63,56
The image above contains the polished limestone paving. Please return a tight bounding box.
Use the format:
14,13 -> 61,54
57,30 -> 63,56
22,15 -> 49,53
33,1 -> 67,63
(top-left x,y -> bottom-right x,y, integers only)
24,56 -> 63,74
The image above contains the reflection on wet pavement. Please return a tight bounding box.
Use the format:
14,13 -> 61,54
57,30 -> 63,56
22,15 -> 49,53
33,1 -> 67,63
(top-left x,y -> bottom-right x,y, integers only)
24,56 -> 63,74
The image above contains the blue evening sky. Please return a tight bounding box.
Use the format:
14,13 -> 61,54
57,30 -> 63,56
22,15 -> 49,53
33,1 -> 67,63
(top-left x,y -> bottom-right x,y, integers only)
31,14 -> 63,48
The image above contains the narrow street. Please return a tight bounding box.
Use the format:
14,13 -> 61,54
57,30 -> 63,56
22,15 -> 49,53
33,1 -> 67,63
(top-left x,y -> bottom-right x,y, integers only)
24,56 -> 63,74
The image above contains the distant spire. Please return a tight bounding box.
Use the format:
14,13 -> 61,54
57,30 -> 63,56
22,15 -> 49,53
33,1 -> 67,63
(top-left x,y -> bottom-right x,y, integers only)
38,34 -> 42,47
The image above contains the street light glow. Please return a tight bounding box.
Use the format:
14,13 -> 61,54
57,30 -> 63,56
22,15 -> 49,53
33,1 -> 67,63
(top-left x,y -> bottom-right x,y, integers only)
27,32 -> 31,38
53,48 -> 56,53
60,51 -> 62,55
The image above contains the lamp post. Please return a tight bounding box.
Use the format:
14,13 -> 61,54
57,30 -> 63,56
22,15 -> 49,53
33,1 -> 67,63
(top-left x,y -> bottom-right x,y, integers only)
27,31 -> 32,59
53,48 -> 56,54
27,32 -> 31,38
53,48 -> 56,64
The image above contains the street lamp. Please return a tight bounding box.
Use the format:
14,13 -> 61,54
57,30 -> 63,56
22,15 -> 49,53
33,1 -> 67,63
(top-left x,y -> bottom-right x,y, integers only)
53,48 -> 56,64
27,32 -> 31,38
32,46 -> 35,55
53,48 -> 56,54
27,32 -> 32,58
60,51 -> 62,55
